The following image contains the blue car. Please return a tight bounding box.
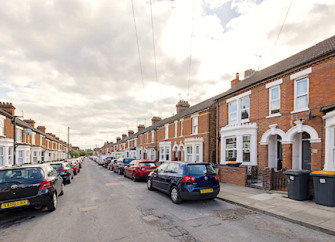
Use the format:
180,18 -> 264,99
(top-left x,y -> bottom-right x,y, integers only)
147,162 -> 220,204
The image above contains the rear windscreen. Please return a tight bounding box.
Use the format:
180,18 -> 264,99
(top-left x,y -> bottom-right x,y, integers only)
139,162 -> 156,167
123,159 -> 133,164
50,164 -> 64,170
186,165 -> 216,175
0,168 -> 43,183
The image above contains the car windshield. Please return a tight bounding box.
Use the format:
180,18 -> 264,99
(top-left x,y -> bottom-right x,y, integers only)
50,164 -> 64,170
123,159 -> 133,165
186,164 -> 216,175
0,168 -> 43,183
139,162 -> 156,167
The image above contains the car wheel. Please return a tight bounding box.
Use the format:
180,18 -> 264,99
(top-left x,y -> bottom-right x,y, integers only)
59,183 -> 65,196
147,178 -> 154,191
74,171 -> 77,175
33,206 -> 43,210
132,172 -> 137,182
124,170 -> 127,177
47,193 -> 57,212
118,169 -> 122,175
68,175 -> 72,184
170,186 -> 183,204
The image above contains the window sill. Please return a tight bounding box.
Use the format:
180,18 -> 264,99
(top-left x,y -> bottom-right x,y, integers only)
266,113 -> 282,119
290,108 -> 309,114
241,119 -> 250,123
191,133 -> 198,136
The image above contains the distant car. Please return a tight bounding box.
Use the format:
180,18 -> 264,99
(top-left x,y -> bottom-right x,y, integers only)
103,157 -> 113,168
50,162 -> 74,184
147,162 -> 220,204
114,158 -> 135,175
124,160 -> 157,182
67,160 -> 80,175
0,164 -> 64,212
108,159 -> 118,171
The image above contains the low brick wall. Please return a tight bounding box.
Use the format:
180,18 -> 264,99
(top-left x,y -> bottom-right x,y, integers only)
218,165 -> 247,186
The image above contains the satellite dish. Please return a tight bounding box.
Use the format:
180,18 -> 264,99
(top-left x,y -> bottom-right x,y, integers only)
25,128 -> 33,135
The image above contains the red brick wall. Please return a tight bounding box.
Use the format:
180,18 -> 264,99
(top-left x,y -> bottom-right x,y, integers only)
219,166 -> 247,186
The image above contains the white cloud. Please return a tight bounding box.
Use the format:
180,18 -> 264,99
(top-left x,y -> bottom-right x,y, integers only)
1,0 -> 335,149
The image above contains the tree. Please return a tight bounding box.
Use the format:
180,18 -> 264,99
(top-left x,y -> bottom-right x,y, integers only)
79,149 -> 86,156
86,149 -> 93,155
69,149 -> 79,158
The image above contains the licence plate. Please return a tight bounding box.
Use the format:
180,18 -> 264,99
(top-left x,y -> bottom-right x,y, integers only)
147,169 -> 154,172
1,200 -> 29,209
200,188 -> 213,194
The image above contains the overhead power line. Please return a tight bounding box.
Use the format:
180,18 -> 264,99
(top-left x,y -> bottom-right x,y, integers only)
131,0 -> 148,118
149,0 -> 160,114
269,0 -> 294,59
187,0 -> 196,101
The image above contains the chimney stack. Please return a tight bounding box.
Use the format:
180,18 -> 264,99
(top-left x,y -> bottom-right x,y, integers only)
122,134 -> 127,140
0,102 -> 16,115
116,137 -> 121,142
176,100 -> 190,114
37,126 -> 46,133
24,119 -> 36,128
137,124 -> 145,132
128,130 -> 134,136
231,73 -> 240,88
151,116 -> 162,125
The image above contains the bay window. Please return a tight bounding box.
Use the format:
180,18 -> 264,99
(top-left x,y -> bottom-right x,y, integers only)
160,147 -> 164,160
0,147 -> 3,166
226,137 -> 237,161
18,151 -> 23,164
195,145 -> 200,162
8,147 -> 12,165
26,151 -> 30,163
243,136 -> 251,162
192,117 -> 198,134
159,142 -> 171,162
186,146 -> 192,162
33,151 -> 38,163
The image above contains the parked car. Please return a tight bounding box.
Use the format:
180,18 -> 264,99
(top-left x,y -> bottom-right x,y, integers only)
124,160 -> 157,182
67,160 -> 80,175
76,159 -> 82,168
147,162 -> 220,204
108,159 -> 118,171
0,164 -> 64,212
50,162 -> 74,184
103,157 -> 113,168
114,158 -> 135,175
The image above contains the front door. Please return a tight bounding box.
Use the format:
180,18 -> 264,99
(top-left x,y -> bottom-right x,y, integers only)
302,141 -> 311,170
277,139 -> 282,170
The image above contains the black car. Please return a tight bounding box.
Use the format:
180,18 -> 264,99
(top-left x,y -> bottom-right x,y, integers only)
114,158 -> 135,175
147,162 -> 220,204
0,164 -> 64,212
103,157 -> 114,168
50,162 -> 74,184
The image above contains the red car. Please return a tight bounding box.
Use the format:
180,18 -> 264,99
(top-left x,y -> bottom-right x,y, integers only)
108,159 -> 117,171
124,160 -> 157,182
68,160 -> 80,175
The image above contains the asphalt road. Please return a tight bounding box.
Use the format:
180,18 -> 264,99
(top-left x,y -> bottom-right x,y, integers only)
0,158 -> 334,242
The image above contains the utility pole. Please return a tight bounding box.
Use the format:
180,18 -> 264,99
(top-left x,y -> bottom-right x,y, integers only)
67,127 -> 70,159
12,115 -> 23,166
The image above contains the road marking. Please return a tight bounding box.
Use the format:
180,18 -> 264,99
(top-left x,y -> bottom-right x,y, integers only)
105,183 -> 120,186
80,206 -> 98,212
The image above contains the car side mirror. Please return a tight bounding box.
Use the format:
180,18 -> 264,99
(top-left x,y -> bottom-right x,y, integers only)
153,169 -> 158,173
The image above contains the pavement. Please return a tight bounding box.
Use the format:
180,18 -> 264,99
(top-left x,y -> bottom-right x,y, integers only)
0,158 -> 334,242
217,183 -> 335,235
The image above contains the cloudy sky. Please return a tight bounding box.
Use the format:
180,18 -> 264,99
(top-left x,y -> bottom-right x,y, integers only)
1,0 -> 335,149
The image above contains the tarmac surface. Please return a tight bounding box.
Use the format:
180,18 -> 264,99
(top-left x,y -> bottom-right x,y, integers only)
0,158 -> 334,242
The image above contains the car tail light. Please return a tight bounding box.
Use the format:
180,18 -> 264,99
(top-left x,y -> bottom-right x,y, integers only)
181,175 -> 196,183
215,175 -> 219,181
59,169 -> 68,173
121,163 -> 124,167
39,179 -> 52,190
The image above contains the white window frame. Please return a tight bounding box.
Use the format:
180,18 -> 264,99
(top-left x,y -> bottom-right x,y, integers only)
32,133 -> 36,145
242,136 -> 251,163
225,137 -> 237,162
186,146 -> 192,162
174,121 -> 178,138
18,150 -> 23,164
159,142 -> 171,162
180,120 -> 183,137
269,86 -> 280,116
292,76 -> 309,113
165,124 -> 169,140
40,136 -> 43,146
0,115 -> 5,137
16,127 -> 23,143
229,101 -> 238,123
192,117 -> 198,135
195,145 -> 200,162
0,147 -> 3,166
227,90 -> 251,124
151,131 -> 154,143
33,151 -> 38,163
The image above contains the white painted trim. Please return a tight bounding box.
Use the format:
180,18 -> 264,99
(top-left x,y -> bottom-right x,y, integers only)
290,67 -> 312,80
226,90 -> 251,103
266,79 -> 283,89
266,113 -> 282,119
190,113 -> 199,118
290,107 -> 310,114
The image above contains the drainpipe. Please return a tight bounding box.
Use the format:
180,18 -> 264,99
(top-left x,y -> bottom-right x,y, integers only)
216,100 -> 220,164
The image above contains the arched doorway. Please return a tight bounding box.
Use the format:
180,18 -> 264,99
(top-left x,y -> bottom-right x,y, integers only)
292,132 -> 311,170
268,135 -> 283,171
173,146 -> 178,161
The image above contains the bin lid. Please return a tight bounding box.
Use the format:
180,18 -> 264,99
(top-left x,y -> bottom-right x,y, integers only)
310,171 -> 335,177
283,169 -> 311,175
